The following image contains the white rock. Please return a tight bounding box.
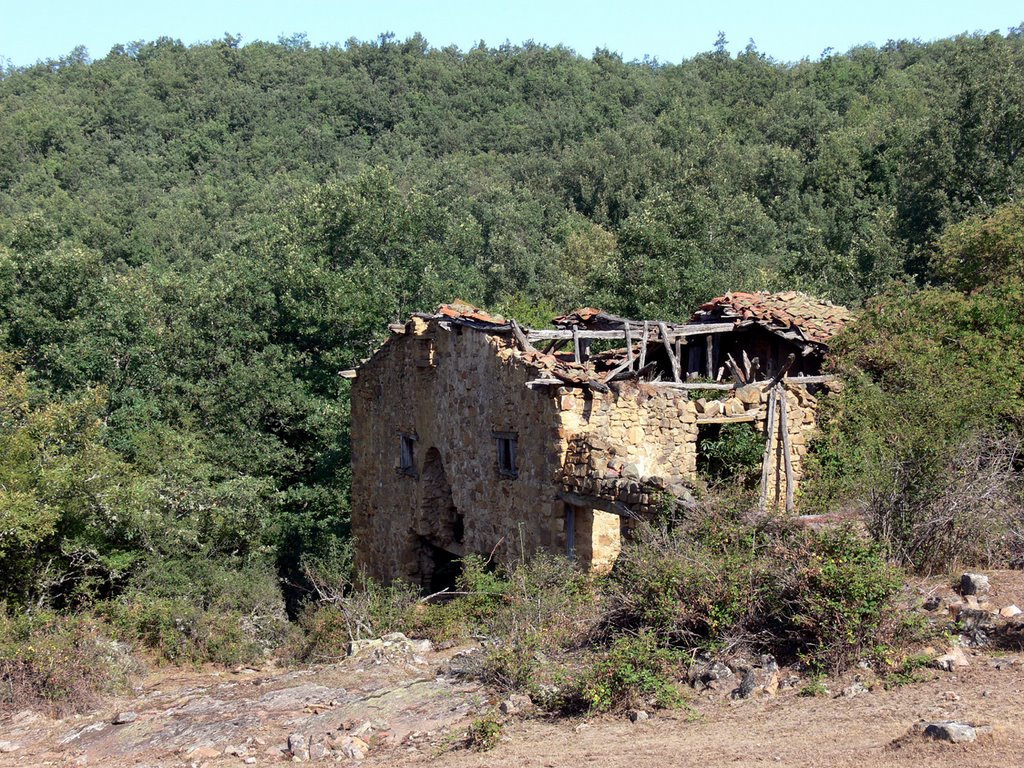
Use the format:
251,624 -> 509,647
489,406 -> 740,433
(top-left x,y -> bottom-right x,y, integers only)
932,646 -> 969,671
923,721 -> 977,743
960,573 -> 990,596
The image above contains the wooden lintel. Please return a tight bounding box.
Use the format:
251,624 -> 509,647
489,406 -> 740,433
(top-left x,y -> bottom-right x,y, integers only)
559,491 -> 634,517
695,414 -> 758,425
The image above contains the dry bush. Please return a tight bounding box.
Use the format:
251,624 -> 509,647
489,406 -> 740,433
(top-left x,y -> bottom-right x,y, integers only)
868,433 -> 1024,570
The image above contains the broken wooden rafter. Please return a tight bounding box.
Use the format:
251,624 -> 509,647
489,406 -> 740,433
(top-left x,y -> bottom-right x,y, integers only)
638,320 -> 649,371
657,321 -> 681,383
766,353 -> 797,388
510,319 -> 541,355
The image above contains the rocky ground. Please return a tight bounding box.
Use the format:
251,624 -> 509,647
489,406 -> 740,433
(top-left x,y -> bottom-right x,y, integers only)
1,571 -> 1023,767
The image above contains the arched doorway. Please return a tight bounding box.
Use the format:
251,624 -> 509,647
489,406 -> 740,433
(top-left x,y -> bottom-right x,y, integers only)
414,448 -> 465,592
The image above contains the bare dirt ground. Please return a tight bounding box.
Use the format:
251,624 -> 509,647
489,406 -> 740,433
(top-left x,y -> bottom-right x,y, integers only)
2,570 -> 1023,768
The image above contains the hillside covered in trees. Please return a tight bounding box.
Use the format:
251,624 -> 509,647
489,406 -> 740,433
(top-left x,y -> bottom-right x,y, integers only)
0,26 -> 1023,644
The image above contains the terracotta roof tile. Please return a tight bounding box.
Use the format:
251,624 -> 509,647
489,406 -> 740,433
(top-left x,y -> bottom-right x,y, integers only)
436,300 -> 506,325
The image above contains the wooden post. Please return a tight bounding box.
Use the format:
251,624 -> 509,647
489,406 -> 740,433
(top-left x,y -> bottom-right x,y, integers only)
705,334 -> 714,378
778,388 -> 795,513
573,326 -> 581,364
638,321 -> 648,371
759,386 -> 778,514
624,322 -> 634,369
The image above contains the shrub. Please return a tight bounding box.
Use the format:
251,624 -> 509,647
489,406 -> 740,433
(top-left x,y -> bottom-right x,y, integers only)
566,632 -> 686,713
608,516 -> 913,674
103,555 -> 291,665
609,513 -> 779,650
782,526 -> 912,673
466,715 -> 503,751
0,610 -> 140,715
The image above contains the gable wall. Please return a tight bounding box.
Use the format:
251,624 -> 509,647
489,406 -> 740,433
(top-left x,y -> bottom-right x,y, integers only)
351,319 -> 567,585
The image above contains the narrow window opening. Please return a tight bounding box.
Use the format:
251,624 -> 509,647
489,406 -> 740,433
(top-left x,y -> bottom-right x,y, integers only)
493,431 -> 518,478
415,337 -> 436,368
399,433 -> 417,476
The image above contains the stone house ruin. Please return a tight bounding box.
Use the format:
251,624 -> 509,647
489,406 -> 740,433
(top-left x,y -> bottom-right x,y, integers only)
348,292 -> 852,589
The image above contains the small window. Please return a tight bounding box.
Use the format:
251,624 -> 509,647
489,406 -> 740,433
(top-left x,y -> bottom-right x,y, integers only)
399,433 -> 417,476
493,431 -> 518,478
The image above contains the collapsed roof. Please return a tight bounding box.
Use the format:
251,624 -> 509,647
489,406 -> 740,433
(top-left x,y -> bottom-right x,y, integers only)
363,293 -> 854,392
693,291 -> 854,348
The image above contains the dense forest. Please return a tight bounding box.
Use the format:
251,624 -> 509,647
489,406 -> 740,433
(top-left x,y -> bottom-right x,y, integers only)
1,26 -> 1023,639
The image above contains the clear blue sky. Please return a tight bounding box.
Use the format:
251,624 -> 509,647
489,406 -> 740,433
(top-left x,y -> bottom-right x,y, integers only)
1,0 -> 1021,67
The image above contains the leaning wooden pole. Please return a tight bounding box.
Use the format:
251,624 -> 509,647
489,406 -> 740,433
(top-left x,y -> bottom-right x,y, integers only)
758,385 -> 779,514
778,388 -> 795,513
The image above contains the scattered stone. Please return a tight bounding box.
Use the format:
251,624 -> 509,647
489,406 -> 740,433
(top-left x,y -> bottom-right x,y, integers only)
840,682 -> 869,698
187,745 -> 222,759
960,573 -> 990,597
499,693 -> 534,716
309,735 -> 330,760
287,733 -> 309,761
730,655 -> 779,699
0,742 -> 20,753
243,759 -> 257,766
922,721 -> 977,744
339,736 -> 370,760
922,596 -> 942,611
112,711 -> 137,725
941,691 -> 961,701
627,709 -> 649,723
350,721 -> 374,737
1000,604 -> 1022,619
932,646 -> 970,671
693,660 -> 734,686
733,651 -> 778,700
225,744 -> 248,756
